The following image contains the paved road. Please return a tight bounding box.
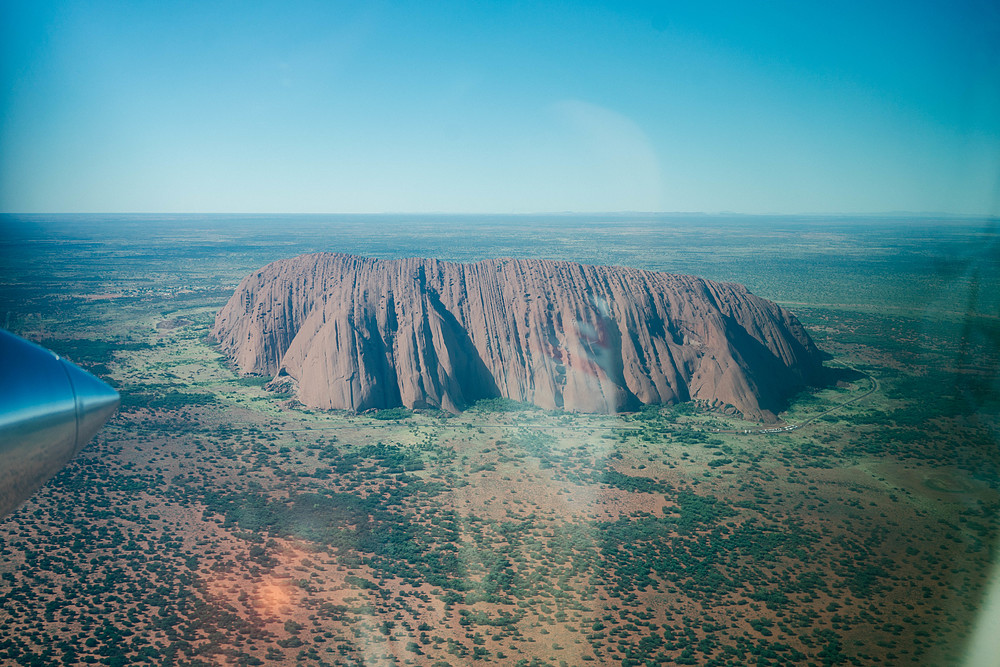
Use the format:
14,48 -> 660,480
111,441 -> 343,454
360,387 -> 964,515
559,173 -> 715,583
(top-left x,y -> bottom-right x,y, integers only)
716,364 -> 878,436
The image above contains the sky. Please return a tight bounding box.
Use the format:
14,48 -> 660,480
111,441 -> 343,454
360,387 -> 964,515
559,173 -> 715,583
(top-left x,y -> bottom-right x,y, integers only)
1,0 -> 998,215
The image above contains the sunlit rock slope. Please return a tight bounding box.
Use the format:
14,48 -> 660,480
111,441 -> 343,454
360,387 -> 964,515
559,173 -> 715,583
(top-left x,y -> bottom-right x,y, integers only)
212,253 -> 824,421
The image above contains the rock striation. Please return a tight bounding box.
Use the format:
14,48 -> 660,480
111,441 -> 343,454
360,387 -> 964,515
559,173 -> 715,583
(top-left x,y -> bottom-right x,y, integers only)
212,253 -> 824,422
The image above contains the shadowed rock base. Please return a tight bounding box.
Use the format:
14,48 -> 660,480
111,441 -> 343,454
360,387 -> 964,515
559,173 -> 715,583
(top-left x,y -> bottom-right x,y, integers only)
213,254 -> 824,422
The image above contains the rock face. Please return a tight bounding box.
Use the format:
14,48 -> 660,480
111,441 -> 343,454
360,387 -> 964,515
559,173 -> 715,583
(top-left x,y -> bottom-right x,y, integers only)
212,253 -> 824,422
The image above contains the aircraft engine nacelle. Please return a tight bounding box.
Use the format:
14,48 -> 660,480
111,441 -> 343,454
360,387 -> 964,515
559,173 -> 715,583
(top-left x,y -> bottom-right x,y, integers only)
0,329 -> 120,518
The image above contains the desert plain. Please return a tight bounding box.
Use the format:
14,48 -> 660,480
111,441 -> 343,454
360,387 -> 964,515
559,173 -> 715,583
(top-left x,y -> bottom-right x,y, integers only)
1,213 -> 998,666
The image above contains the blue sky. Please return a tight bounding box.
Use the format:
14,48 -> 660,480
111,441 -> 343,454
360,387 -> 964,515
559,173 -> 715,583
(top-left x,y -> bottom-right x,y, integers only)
1,0 -> 998,214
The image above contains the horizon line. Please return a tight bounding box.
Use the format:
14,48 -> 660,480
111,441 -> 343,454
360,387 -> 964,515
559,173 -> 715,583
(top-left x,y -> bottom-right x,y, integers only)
2,210 -> 997,219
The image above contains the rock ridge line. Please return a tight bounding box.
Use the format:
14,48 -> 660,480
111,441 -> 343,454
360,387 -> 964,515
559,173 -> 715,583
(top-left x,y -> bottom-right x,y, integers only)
212,253 -> 824,421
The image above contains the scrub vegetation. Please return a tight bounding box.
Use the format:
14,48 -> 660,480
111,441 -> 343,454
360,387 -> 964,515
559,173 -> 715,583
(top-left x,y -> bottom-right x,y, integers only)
0,214 -> 997,666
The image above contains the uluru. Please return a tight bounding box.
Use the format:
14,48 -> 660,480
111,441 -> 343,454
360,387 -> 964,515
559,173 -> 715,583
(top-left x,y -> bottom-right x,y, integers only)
212,253 -> 824,422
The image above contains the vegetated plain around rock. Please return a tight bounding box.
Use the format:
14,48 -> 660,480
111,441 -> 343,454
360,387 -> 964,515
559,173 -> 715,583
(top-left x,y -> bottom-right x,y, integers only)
3,214 -> 997,666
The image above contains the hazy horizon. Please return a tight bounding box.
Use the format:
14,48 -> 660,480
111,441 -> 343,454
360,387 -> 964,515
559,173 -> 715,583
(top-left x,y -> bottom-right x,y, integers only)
3,210 -> 998,219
